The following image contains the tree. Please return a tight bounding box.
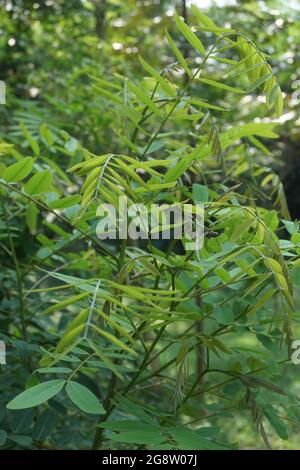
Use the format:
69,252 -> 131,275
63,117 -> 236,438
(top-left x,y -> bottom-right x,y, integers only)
0,2 -> 300,451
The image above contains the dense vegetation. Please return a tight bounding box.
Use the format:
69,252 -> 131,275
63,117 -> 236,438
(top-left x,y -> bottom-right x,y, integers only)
1,0 -> 300,450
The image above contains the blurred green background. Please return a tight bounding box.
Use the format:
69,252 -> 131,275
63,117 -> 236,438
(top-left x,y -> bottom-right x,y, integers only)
1,0 -> 300,449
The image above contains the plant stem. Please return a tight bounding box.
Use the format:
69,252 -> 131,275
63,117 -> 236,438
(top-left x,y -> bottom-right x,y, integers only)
91,238 -> 128,449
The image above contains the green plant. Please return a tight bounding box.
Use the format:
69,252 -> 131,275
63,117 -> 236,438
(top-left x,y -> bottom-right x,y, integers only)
1,5 -> 299,450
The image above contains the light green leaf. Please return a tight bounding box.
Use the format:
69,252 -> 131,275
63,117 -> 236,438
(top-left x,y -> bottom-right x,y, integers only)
41,292 -> 89,316
126,80 -> 161,116
275,89 -> 283,117
191,4 -> 217,29
191,98 -> 228,111
246,73 -> 272,93
171,427 -> 230,450
139,56 -> 176,97
174,14 -> 206,56
166,30 -> 191,77
109,431 -> 165,446
39,123 -> 54,146
0,430 -> 7,446
24,169 -> 53,196
198,78 -> 244,94
20,121 -> 40,156
26,202 -> 38,234
165,157 -> 190,182
192,183 -> 209,202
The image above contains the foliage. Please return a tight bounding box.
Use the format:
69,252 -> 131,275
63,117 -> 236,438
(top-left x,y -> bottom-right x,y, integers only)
1,1 -> 300,450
